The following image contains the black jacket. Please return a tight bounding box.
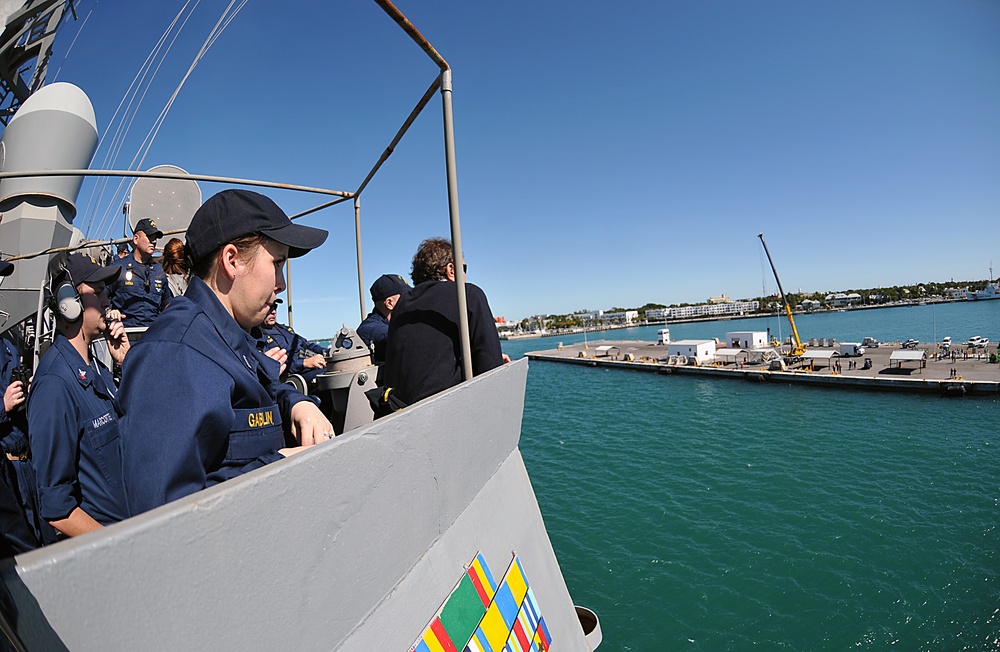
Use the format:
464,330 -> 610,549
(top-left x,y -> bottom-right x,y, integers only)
383,280 -> 503,405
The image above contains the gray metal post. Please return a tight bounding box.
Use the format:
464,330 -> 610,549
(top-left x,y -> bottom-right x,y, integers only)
355,197 -> 366,321
441,69 -> 473,382
285,259 -> 294,329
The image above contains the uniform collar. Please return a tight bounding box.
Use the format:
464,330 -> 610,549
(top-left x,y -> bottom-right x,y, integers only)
185,277 -> 273,377
51,335 -> 94,389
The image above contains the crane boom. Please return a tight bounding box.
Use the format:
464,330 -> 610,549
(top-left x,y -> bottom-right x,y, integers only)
758,233 -> 805,356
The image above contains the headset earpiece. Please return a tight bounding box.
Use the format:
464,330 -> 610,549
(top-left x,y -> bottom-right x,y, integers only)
55,280 -> 82,322
49,268 -> 82,323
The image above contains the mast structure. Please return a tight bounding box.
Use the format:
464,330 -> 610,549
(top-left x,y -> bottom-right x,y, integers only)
0,0 -> 77,125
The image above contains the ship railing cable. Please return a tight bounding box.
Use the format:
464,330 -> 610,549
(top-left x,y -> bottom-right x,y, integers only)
52,0 -> 98,83
83,0 -> 199,237
84,0 -> 248,241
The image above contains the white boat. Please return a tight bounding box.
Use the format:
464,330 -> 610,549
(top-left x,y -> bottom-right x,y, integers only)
967,265 -> 1000,300
967,281 -> 1000,300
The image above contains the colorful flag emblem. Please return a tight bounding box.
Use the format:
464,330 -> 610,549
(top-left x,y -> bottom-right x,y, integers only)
409,553 -> 550,652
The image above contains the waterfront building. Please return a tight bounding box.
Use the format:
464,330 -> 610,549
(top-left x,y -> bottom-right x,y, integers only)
725,331 -> 767,349
582,309 -> 639,325
825,292 -> 862,307
647,300 -> 760,321
667,339 -> 717,365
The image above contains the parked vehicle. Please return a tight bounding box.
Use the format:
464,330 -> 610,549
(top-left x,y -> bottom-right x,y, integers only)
840,342 -> 866,357
901,339 -> 920,349
862,337 -> 880,348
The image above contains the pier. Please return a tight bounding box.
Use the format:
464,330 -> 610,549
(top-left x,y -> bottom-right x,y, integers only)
526,340 -> 1000,396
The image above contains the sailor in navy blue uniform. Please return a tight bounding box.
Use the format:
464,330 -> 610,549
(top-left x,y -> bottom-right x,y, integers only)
28,254 -> 131,537
357,274 -> 409,364
108,218 -> 172,328
257,298 -> 327,383
0,336 -> 28,457
0,260 -> 39,554
119,190 -> 332,516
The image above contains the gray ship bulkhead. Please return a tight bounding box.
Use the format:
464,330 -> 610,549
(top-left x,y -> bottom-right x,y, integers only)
1,360 -> 594,651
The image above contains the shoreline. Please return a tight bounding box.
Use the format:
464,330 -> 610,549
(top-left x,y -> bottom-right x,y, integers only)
501,297 -> 970,340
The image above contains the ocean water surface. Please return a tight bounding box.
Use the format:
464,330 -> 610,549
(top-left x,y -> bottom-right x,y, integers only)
502,302 -> 1000,650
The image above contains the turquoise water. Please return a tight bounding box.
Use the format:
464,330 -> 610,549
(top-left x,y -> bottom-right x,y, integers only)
502,302 -> 1000,650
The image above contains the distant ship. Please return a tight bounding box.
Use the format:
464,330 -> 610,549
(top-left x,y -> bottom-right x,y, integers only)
0,2 -> 602,650
967,265 -> 1000,300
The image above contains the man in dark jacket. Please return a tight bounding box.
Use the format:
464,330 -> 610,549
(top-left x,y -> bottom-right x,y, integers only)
383,238 -> 505,406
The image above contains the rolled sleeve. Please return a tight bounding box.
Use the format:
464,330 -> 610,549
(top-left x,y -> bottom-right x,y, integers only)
28,376 -> 81,522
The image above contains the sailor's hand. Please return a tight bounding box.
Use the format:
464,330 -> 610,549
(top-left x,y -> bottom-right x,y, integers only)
302,354 -> 326,370
106,318 -> 130,366
264,347 -> 288,376
289,400 -> 334,446
502,354 -> 511,364
107,309 -> 124,321
3,381 -> 25,413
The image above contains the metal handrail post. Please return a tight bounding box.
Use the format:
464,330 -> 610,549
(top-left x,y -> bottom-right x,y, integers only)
375,0 -> 474,382
285,259 -> 294,329
355,197 -> 366,321
441,69 -> 473,382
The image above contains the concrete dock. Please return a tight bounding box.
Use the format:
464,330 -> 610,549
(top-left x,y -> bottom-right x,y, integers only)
525,340 -> 1000,396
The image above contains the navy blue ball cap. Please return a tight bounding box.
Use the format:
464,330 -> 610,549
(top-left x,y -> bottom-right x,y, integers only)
370,273 -> 410,302
0,260 -> 13,277
185,189 -> 329,266
134,218 -> 164,239
57,252 -> 121,290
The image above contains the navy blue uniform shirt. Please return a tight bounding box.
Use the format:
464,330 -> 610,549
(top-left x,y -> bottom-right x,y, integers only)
27,335 -> 129,525
0,338 -> 38,553
107,257 -> 172,328
383,280 -> 503,405
0,338 -> 27,455
119,277 -> 313,516
356,310 -> 389,363
257,323 -> 326,376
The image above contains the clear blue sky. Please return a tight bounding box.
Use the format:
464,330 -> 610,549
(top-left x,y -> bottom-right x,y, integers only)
49,1 -> 1000,339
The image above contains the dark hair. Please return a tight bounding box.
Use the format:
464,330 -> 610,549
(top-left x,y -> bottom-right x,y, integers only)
161,238 -> 189,276
410,237 -> 453,286
191,233 -> 268,279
